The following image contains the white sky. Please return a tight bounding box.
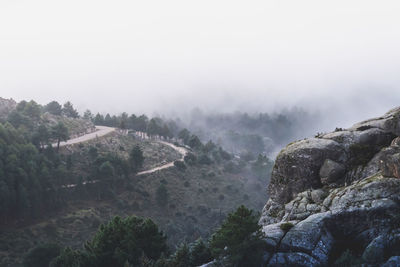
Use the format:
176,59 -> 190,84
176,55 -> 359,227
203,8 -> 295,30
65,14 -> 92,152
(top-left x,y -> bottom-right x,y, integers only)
1,0 -> 400,126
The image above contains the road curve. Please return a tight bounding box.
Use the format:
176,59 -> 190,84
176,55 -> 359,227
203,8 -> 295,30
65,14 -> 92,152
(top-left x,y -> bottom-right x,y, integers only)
60,137 -> 188,189
54,126 -> 116,148
136,141 -> 188,176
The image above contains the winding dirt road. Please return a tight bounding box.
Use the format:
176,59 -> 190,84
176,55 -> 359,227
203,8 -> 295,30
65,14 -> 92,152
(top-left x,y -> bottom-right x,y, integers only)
54,126 -> 116,147
58,128 -> 188,188
137,141 -> 188,175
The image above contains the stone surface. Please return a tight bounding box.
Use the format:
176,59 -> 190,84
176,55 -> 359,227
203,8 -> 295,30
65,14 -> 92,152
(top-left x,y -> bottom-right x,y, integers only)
260,107 -> 400,266
268,138 -> 346,205
268,252 -> 320,267
319,159 -> 345,185
382,256 -> 400,267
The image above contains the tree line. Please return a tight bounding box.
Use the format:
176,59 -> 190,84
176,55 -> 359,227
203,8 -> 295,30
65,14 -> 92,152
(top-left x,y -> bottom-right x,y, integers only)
24,205 -> 266,267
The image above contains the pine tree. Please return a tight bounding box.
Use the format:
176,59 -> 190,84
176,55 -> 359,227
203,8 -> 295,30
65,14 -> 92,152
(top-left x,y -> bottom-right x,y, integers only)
209,205 -> 266,266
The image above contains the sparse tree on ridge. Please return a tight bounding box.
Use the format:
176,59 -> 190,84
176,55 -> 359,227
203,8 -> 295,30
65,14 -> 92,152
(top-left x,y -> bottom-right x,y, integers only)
44,101 -> 62,116
178,128 -> 191,145
83,109 -> 93,121
94,113 -> 105,125
62,101 -> 79,118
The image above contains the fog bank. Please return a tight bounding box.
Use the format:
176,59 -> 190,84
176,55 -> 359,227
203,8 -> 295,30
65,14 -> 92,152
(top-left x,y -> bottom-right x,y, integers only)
1,0 -> 399,129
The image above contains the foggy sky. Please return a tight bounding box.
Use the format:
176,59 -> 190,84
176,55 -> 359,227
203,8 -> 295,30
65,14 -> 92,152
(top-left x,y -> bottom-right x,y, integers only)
1,0 -> 400,128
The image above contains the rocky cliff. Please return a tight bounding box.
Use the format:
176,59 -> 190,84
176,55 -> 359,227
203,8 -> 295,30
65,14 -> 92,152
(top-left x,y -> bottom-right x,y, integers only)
260,107 -> 400,266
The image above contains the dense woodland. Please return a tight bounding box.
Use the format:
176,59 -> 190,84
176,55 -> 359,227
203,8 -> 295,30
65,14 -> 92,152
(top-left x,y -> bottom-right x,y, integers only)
24,206 -> 266,267
0,100 -> 145,223
0,98 -> 314,266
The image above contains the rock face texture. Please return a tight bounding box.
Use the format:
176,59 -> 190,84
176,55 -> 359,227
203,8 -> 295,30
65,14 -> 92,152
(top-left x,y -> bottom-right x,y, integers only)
260,108 -> 400,266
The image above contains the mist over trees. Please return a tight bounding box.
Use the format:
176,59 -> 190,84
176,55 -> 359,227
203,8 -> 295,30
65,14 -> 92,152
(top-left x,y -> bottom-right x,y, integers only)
88,106 -> 320,159
178,108 -> 321,156
0,98 -> 313,266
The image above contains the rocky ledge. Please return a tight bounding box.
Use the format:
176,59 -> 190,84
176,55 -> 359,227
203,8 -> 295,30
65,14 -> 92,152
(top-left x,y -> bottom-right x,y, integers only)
260,107 -> 400,266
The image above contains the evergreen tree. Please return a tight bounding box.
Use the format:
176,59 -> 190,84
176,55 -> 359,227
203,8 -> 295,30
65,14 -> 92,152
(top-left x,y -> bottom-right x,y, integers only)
83,109 -> 93,121
62,101 -> 79,118
83,216 -> 167,266
32,124 -> 50,149
44,101 -> 62,116
188,135 -> 202,149
129,145 -> 144,172
94,113 -> 105,125
51,122 -> 69,151
147,118 -> 162,137
209,205 -> 265,266
169,243 -> 190,267
178,129 -> 190,145
189,239 -> 212,266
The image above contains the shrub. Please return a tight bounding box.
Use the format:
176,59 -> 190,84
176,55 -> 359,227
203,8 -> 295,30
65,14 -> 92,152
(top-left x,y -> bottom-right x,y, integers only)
50,247 -> 86,267
198,205 -> 208,215
223,161 -> 240,173
207,171 -> 216,177
156,184 -> 169,207
280,222 -> 294,232
184,153 -> 197,165
190,239 -> 213,266
174,160 -> 186,171
198,154 -> 212,165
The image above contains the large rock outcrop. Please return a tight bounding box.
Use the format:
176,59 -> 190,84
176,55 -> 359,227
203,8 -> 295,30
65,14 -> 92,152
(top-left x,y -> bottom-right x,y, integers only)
260,108 -> 400,266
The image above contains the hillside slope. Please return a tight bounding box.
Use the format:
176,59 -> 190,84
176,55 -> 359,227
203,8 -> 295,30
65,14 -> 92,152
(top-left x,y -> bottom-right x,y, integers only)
260,107 -> 400,266
0,130 -> 268,266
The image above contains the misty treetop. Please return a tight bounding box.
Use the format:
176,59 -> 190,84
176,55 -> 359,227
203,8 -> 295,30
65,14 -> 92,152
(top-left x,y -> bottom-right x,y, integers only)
181,108 -> 320,156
